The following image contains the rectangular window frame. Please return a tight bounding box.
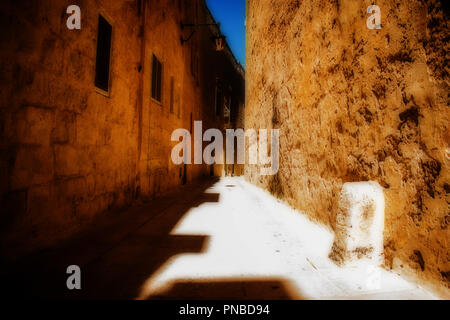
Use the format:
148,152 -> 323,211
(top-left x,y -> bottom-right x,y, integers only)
151,54 -> 163,104
224,95 -> 231,123
94,13 -> 113,97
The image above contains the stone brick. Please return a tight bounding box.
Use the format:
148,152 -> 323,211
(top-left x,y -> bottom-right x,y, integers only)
76,113 -> 100,147
54,177 -> 87,203
54,144 -> 92,177
51,110 -> 76,144
26,183 -> 55,225
11,146 -> 53,190
13,106 -> 55,146
1,189 -> 27,229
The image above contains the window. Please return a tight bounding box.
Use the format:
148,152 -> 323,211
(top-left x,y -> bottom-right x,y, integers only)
137,0 -> 142,16
169,76 -> 174,113
224,95 -> 231,123
95,14 -> 112,93
151,54 -> 162,103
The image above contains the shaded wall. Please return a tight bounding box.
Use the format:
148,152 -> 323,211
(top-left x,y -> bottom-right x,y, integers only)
0,0 -> 142,259
246,0 -> 448,291
0,0 -> 244,260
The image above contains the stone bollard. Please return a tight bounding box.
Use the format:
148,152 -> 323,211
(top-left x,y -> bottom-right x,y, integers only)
330,181 -> 385,266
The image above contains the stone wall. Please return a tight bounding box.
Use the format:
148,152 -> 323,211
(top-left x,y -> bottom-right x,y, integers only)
246,0 -> 448,292
0,0 -> 244,260
0,0 -> 142,259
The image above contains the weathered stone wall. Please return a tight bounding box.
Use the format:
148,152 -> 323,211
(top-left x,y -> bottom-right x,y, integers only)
246,0 -> 448,292
0,0 -> 142,259
0,0 -> 244,260
139,0 -> 245,193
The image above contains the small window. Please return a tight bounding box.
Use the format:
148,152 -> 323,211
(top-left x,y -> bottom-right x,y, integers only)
137,0 -> 142,16
169,77 -> 174,113
224,95 -> 231,123
151,54 -> 162,103
95,15 -> 112,93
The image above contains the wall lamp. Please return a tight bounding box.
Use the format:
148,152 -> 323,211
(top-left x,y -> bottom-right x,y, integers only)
180,21 -> 226,51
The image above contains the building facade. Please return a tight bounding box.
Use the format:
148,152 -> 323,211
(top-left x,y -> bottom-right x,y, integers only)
0,0 -> 244,259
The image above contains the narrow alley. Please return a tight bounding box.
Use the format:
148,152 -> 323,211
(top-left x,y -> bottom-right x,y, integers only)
4,177 -> 438,300
0,0 -> 448,303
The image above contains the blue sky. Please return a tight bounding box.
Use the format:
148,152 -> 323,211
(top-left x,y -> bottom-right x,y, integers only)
206,0 -> 246,68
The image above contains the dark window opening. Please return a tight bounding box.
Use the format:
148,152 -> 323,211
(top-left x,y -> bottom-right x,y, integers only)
137,0 -> 142,16
95,15 -> 112,93
151,54 -> 162,102
224,95 -> 231,123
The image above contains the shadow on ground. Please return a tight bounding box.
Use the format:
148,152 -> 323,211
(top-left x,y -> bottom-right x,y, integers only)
147,278 -> 299,300
1,178 -> 225,299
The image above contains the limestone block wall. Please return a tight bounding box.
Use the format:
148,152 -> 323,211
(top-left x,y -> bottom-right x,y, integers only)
139,0 -> 191,197
246,0 -> 448,292
0,0 -> 142,259
0,0 -> 244,260
138,0 -> 245,193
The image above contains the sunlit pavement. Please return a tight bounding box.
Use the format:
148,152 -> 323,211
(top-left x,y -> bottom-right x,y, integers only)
3,177 -> 439,300
136,177 -> 437,300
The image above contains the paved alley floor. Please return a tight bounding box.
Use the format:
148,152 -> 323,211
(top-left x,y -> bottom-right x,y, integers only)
3,177 -> 440,299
